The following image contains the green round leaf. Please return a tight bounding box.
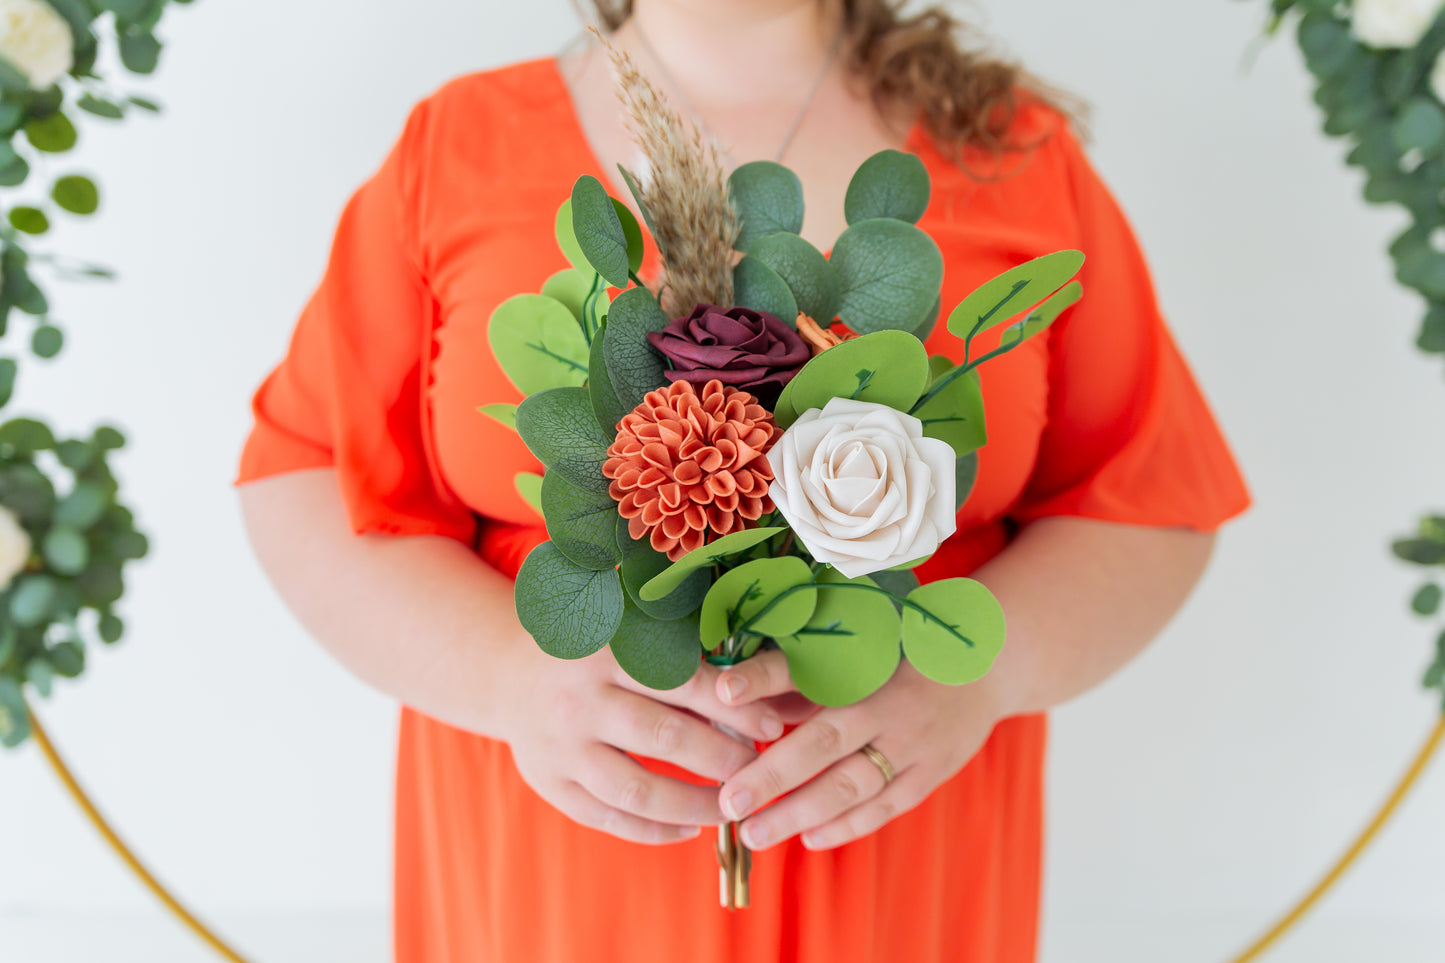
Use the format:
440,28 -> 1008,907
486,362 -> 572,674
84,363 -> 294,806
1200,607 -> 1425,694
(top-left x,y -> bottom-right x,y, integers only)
746,232 -> 840,323
515,541 -> 625,660
994,281 -> 1082,354
477,403 -> 517,432
602,286 -> 670,411
9,576 -> 56,627
106,529 -> 148,560
0,154 -> 30,187
118,28 -> 162,75
47,639 -> 84,678
619,516 -> 711,621
946,250 -> 1086,343
831,218 -> 944,334
844,150 -> 930,225
0,357 -> 16,408
77,94 -> 125,120
42,527 -> 88,575
8,207 -> 49,235
609,600 -> 702,690
570,175 -> 630,287
515,387 -> 612,494
31,325 -> 62,359
0,418 -> 55,452
51,175 -> 99,215
640,527 -> 786,601
729,161 -> 804,251
1412,583 -> 1443,616
588,322 -> 629,436
54,481 -> 108,530
786,329 -> 930,416
901,578 -> 1005,685
487,293 -> 590,395
93,425 -> 126,449
26,658 -> 53,697
98,612 -> 124,644
1392,98 -> 1445,157
612,197 -> 644,274
777,569 -> 902,706
540,268 -> 608,329
912,363 -> 986,457
733,255 -> 798,321
700,556 -> 816,647
23,113 -> 77,153
540,469 -> 622,571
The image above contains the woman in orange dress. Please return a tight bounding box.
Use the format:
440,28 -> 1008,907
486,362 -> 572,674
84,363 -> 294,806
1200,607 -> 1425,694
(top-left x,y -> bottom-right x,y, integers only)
237,3 -> 1251,961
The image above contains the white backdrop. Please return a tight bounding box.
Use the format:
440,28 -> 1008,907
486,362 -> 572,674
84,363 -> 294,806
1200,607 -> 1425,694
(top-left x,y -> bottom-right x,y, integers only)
1,1 -> 1442,961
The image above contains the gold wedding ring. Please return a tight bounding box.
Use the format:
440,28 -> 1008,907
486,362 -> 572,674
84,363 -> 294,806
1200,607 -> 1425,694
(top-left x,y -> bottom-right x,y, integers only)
860,744 -> 895,784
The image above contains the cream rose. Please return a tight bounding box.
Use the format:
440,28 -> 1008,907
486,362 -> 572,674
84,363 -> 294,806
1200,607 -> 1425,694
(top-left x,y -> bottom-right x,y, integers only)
0,0 -> 73,89
0,504 -> 31,589
768,397 -> 956,579
1352,0 -> 1444,49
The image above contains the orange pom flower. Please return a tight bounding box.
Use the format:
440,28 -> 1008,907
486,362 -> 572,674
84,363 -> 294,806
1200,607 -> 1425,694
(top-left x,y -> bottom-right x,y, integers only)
604,379 -> 780,560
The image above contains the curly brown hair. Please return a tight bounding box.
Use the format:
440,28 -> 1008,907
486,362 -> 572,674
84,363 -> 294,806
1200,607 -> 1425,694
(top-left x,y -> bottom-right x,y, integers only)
575,0 -> 1088,162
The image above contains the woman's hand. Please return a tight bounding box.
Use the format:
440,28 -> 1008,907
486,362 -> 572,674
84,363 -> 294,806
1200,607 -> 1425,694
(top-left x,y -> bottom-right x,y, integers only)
500,644 -> 787,847
713,650 -> 1007,851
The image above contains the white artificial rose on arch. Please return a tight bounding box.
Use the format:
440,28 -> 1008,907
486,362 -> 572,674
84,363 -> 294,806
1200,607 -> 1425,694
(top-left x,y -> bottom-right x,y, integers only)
1352,0 -> 1445,49
0,0 -> 73,89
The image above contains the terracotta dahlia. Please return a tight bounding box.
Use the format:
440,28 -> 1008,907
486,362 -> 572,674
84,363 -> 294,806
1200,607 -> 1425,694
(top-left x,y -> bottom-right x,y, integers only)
604,379 -> 780,560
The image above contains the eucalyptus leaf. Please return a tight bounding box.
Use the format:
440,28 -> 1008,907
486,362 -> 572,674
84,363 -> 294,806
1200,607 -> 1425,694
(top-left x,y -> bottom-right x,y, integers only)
570,175 -> 630,287
487,293 -> 590,396
514,472 -> 544,518
1412,583 -> 1443,616
0,358 -> 16,407
1392,98 -> 1445,157
994,281 -> 1083,353
746,232 -> 840,323
478,403 -> 517,432
955,451 -> 979,511
777,569 -> 902,706
901,578 -> 1005,685
42,527 -> 88,575
733,255 -> 798,321
555,198 -> 598,283
603,286 -> 669,410
515,541 -> 625,660
912,363 -> 986,457
844,149 -> 930,225
54,481 -> 107,530
0,677 -> 29,747
831,218 -> 944,334
946,250 -> 1085,345
47,640 -> 84,678
588,322 -> 629,435
640,527 -> 786,601
619,515 -> 711,620
729,161 -> 804,250
869,567 -> 921,601
10,576 -> 56,627
700,556 -> 816,646
515,387 -> 612,495
24,113 -> 77,153
785,329 -> 930,416
118,27 -> 162,74
540,268 -> 608,329
52,175 -> 99,215
8,207 -> 48,235
540,470 -> 621,571
610,599 -> 702,690
612,198 -> 645,274
31,325 -> 62,359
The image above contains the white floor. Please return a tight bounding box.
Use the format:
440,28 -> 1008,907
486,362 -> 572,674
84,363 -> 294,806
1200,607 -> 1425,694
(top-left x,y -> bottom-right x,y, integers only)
0,907 -> 1439,963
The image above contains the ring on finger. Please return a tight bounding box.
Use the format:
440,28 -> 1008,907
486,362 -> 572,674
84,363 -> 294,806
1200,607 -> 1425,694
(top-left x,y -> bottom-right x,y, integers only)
859,743 -> 895,784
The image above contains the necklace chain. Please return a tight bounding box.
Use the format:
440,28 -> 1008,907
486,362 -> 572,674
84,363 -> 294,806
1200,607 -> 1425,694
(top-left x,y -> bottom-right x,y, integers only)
626,17 -> 844,165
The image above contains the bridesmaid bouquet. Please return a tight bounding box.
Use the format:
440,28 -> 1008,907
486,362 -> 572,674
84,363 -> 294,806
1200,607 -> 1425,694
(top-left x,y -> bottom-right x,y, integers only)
481,39 -> 1084,909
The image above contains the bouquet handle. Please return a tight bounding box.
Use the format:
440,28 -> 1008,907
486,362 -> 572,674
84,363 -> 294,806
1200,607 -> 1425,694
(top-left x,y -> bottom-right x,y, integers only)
712,662 -> 751,910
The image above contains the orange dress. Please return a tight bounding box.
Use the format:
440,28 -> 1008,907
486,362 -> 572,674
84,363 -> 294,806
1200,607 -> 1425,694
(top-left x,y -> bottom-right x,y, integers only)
237,58 -> 1251,963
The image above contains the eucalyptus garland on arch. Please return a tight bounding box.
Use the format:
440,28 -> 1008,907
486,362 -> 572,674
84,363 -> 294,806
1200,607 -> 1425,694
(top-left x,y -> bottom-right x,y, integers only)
0,0 -> 186,748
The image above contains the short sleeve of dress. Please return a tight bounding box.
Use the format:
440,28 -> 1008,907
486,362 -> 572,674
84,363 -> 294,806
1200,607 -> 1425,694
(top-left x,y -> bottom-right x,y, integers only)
1005,124 -> 1252,532
235,98 -> 477,546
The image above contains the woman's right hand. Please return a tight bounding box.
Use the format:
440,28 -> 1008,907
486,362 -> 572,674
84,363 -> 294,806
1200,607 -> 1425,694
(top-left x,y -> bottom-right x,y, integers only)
500,643 -> 787,845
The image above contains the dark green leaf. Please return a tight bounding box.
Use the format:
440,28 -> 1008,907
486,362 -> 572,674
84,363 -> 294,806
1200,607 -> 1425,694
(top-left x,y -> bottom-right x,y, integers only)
746,232 -> 840,323
31,325 -> 62,358
1411,583 -> 1443,616
54,481 -> 108,530
1297,14 -> 1355,78
602,286 -> 669,411
10,576 -> 57,627
609,599 -> 701,690
0,677 -> 30,747
127,95 -> 161,112
588,322 -> 629,435
42,527 -> 88,575
540,470 -> 621,571
515,387 -> 612,494
118,28 -> 162,74
47,640 -> 84,678
98,613 -> 123,644
955,452 -> 979,511
52,175 -> 99,215
570,175 -> 630,287
0,418 -> 55,452
612,197 -> 644,275
0,358 -> 15,406
1417,302 -> 1445,352
1392,537 -> 1445,565
77,94 -> 125,119
26,658 -> 52,697
831,218 -> 944,334
619,516 -> 710,620
733,255 -> 798,321
75,562 -> 123,607
0,155 -> 29,187
93,426 -> 125,449
844,149 -> 930,225
515,541 -> 625,660
1392,98 -> 1445,157
729,161 -> 804,251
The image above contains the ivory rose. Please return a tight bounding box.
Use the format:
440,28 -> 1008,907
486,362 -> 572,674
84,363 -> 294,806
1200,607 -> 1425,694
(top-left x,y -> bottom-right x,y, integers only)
1352,0 -> 1444,49
768,397 -> 956,579
0,0 -> 73,89
0,504 -> 31,589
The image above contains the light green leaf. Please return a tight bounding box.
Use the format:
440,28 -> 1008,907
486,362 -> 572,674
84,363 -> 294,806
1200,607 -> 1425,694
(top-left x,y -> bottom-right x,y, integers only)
786,329 -> 930,416
946,250 -> 1085,344
610,599 -> 702,690
52,175 -> 99,215
746,232 -> 840,323
515,541 -> 625,660
514,473 -> 544,518
8,207 -> 49,235
570,175 -> 630,287
555,198 -> 598,283
487,293 -> 590,395
541,268 -> 608,329
733,255 -> 798,321
913,363 -> 986,457
588,322 -> 629,436
54,481 -> 107,530
603,286 -> 670,410
844,150 -> 930,225
515,387 -> 612,495
478,403 -> 517,432
901,578 -> 1005,685
772,375 -> 801,429
729,160 -> 804,250
700,556 -> 816,646
640,527 -> 786,601
619,515 -> 711,620
995,280 -> 1082,353
10,576 -> 56,627
24,113 -> 77,153
777,569 -> 901,706
540,470 -> 621,571
831,218 -> 943,334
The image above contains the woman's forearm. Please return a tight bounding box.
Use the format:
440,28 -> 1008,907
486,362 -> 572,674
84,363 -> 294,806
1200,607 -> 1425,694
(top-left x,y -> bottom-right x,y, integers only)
973,515 -> 1218,718
237,468 -> 536,740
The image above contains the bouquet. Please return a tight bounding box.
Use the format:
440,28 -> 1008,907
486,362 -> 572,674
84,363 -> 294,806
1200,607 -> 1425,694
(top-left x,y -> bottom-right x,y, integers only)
481,39 -> 1085,909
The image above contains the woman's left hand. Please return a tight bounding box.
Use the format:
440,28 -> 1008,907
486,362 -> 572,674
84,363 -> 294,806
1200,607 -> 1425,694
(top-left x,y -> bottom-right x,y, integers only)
714,649 -> 1009,851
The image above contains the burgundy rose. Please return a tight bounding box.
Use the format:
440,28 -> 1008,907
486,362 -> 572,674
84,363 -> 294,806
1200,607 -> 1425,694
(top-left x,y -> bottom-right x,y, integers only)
646,304 -> 811,406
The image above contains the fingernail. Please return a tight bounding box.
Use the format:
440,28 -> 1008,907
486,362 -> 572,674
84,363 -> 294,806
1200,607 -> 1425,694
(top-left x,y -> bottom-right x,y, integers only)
677,825 -> 701,840
760,714 -> 783,740
741,822 -> 769,849
723,789 -> 753,821
723,676 -> 748,702
801,832 -> 821,850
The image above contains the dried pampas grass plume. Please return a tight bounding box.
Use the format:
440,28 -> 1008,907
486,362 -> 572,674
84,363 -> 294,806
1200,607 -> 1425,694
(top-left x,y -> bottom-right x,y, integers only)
592,27 -> 739,317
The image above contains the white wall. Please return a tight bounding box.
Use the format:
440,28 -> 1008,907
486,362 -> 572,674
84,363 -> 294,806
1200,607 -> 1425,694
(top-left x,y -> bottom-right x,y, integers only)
1,1 -> 1441,961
